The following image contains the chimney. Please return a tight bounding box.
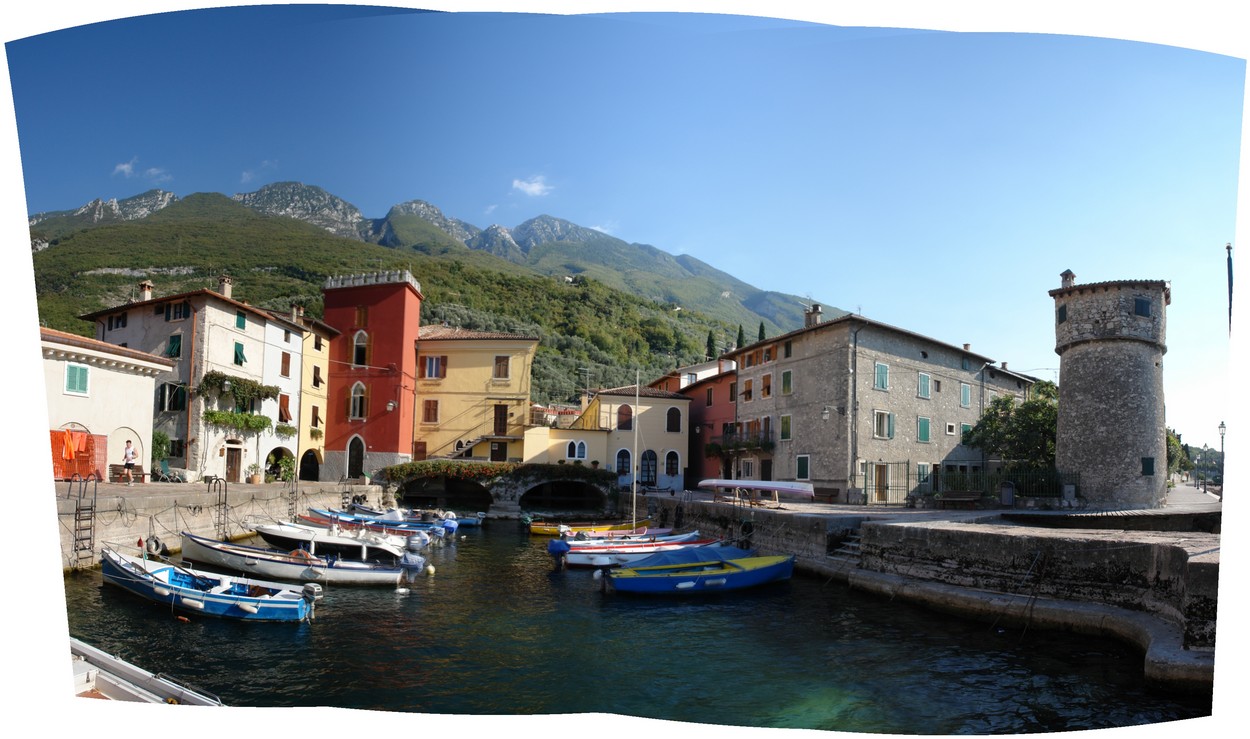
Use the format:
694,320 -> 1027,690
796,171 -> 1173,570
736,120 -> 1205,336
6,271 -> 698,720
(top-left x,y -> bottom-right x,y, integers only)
805,303 -> 823,328
138,280 -> 154,302
1061,269 -> 1076,289
291,303 -> 302,323
1001,362 -> 1008,370
217,274 -> 233,299
963,343 -> 971,351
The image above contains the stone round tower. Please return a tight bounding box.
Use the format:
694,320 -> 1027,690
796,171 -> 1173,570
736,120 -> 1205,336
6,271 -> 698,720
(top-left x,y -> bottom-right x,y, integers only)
1050,270 -> 1170,508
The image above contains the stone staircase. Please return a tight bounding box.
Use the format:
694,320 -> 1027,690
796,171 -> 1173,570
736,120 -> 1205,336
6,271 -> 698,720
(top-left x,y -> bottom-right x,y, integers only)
827,530 -> 862,568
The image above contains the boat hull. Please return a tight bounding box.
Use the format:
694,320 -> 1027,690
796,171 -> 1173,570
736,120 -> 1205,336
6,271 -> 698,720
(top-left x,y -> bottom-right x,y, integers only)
606,555 -> 796,595
100,547 -> 317,622
528,519 -> 653,537
564,539 -> 721,567
180,532 -> 409,586
252,523 -> 405,563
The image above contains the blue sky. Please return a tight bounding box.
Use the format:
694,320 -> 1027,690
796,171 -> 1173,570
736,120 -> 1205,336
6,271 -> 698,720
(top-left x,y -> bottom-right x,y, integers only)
2,2 -> 1247,729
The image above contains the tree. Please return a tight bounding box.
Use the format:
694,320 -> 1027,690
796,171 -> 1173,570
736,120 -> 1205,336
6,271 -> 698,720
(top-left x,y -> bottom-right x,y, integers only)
736,325 -> 746,348
758,322 -> 766,341
1167,428 -> 1192,477
705,330 -> 717,361
962,381 -> 1058,468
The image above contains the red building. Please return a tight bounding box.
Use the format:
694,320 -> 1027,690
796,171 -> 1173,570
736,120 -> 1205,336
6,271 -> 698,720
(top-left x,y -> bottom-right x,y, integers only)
321,271 -> 423,480
679,369 -> 739,482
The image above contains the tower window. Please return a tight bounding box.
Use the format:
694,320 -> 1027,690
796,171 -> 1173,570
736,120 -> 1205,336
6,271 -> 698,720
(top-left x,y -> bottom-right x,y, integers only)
1134,298 -> 1151,317
1141,457 -> 1155,476
1057,304 -> 1067,324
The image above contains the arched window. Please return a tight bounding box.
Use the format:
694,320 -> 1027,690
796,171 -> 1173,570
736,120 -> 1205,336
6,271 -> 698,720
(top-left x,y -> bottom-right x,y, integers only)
567,441 -> 577,458
350,382 -> 368,419
666,407 -> 681,432
616,449 -> 631,475
640,450 -> 658,486
576,441 -> 587,459
353,331 -> 369,366
665,450 -> 680,477
617,404 -> 633,431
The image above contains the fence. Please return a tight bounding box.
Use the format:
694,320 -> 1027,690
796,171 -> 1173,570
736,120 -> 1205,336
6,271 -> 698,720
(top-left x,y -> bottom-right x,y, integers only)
852,461 -> 1079,506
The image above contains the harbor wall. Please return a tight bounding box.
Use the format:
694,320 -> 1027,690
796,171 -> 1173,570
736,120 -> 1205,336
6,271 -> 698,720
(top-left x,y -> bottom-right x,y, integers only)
52,482 -> 375,572
642,496 -> 1216,692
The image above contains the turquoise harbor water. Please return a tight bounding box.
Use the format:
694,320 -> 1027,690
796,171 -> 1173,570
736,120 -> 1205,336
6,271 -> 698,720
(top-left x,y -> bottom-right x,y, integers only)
61,525 -> 1210,733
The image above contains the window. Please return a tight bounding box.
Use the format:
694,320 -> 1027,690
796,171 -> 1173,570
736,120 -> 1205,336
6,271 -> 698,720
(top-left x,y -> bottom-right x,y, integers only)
617,405 -> 633,431
873,410 -> 895,439
1142,457 -> 1155,475
946,422 -> 957,435
742,379 -> 753,402
349,383 -> 368,419
665,451 -> 679,477
64,363 -> 89,395
355,306 -> 368,328
616,449 -> 631,475
917,372 -> 930,399
729,381 -> 737,400
353,331 -> 369,366
165,334 -> 182,358
493,355 -> 510,379
314,335 -> 324,351
169,439 -> 186,459
235,311 -> 246,329
784,340 -> 792,358
960,382 -> 971,408
962,357 -> 971,370
934,379 -> 942,393
311,405 -> 321,428
874,362 -> 889,390
917,416 -> 931,443
960,423 -> 973,440
780,415 -> 792,441
1134,298 -> 1151,317
284,330 -> 291,343
159,383 -> 186,411
705,388 -> 713,406
781,370 -> 792,395
280,352 -> 291,378
640,450 -> 658,486
666,407 -> 682,433
1057,304 -> 1068,324
233,341 -> 246,366
421,355 -> 448,379
917,463 -> 931,491
422,399 -> 440,424
278,394 -> 292,423
796,454 -> 810,480
107,312 -> 128,331
566,441 -> 587,460
164,301 -> 190,322
761,374 -> 772,399
313,365 -> 323,388
740,459 -> 755,478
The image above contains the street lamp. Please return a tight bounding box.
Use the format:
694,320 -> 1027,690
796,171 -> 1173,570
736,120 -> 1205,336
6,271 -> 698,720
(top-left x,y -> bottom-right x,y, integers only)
1219,421 -> 1226,483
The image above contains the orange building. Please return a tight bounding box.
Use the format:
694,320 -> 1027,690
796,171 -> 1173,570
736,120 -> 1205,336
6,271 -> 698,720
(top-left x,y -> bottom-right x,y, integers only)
321,271 -> 423,480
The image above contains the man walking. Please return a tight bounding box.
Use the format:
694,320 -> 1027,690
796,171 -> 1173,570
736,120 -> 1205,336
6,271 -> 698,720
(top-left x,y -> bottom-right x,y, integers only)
122,440 -> 138,486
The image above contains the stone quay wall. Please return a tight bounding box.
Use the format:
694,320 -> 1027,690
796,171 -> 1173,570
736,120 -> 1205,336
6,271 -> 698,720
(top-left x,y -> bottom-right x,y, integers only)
51,482 -> 373,572
643,496 -> 1216,692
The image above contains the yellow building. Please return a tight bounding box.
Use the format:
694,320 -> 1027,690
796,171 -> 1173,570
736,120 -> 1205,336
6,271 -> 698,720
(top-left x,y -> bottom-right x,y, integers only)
524,385 -> 691,492
413,326 -> 539,462
290,306 -> 339,481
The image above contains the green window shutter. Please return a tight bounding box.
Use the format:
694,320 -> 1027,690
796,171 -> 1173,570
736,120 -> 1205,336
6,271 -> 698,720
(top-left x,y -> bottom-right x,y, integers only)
166,335 -> 182,357
796,455 -> 809,480
236,311 -> 246,329
887,412 -> 895,439
875,363 -> 888,390
1142,457 -> 1155,475
918,373 -> 930,398
918,417 -> 930,442
234,342 -> 246,366
65,364 -> 88,394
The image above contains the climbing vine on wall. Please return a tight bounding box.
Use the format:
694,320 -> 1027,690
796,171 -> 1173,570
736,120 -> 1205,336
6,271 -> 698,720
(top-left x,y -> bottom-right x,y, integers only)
198,370 -> 280,408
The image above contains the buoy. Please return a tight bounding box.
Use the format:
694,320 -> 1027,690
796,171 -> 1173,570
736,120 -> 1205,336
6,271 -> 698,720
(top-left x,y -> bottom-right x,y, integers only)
592,569 -> 603,580
175,616 -> 190,623
425,564 -> 436,576
395,587 -> 410,595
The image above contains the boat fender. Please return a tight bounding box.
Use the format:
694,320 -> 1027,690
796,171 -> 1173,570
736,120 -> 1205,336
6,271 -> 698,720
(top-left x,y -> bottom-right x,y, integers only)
146,536 -> 165,556
175,616 -> 190,624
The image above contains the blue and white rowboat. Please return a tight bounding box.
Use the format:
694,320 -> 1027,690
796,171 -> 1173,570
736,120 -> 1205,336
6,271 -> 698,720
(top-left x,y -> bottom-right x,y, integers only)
101,546 -> 322,622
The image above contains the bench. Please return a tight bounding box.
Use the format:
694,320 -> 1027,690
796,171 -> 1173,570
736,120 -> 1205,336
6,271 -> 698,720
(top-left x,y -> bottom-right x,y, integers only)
108,464 -> 146,483
936,491 -> 981,509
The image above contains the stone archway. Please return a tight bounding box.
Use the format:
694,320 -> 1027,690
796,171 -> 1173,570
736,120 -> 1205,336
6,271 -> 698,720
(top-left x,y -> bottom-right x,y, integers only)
299,449 -> 321,481
348,437 -> 365,479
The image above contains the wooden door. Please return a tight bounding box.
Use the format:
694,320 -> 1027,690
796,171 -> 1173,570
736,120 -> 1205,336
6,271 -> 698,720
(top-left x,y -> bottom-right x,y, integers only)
493,404 -> 508,436
226,448 -> 241,483
875,463 -> 889,502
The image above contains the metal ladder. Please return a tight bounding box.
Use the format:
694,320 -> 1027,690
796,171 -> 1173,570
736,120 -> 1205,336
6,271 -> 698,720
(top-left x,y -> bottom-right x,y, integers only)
68,474 -> 99,569
207,476 -> 229,540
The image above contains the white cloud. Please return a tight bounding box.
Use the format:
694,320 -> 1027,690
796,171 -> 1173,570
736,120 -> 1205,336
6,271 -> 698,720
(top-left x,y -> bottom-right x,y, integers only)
590,221 -> 619,236
241,159 -> 279,184
484,204 -> 498,216
113,157 -> 171,184
112,157 -> 138,177
512,175 -> 552,197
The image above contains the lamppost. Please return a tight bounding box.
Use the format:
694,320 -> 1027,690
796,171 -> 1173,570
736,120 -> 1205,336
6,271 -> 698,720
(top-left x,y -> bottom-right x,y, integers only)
1219,421 -> 1226,484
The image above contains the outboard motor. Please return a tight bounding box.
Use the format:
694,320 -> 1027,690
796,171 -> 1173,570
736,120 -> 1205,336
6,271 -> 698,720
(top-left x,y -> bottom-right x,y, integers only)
547,536 -> 571,571
302,583 -> 324,602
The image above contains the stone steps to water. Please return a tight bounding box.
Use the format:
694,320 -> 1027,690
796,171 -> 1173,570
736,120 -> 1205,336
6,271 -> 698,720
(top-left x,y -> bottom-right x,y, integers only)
828,531 -> 862,566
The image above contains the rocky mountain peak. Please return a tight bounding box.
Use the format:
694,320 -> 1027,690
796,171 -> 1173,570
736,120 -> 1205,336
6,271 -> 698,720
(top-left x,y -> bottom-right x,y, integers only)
232,181 -> 366,240
388,200 -> 481,244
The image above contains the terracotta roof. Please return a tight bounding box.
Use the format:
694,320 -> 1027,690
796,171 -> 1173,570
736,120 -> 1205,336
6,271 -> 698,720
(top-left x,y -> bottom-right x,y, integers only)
417,325 -> 539,341
40,326 -> 175,367
78,287 -> 301,329
1048,278 -> 1171,300
596,385 -> 689,401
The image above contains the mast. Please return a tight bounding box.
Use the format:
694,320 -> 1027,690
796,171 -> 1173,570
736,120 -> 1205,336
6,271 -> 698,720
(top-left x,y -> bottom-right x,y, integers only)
632,369 -> 639,529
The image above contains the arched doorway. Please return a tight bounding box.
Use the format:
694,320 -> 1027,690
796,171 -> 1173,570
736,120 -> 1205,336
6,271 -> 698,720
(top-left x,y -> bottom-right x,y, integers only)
348,437 -> 365,479
299,449 -> 321,481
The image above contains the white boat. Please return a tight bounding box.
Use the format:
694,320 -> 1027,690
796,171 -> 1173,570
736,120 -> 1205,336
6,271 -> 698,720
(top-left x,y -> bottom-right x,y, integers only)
71,637 -> 223,705
251,521 -> 407,562
180,532 -> 425,586
563,530 -> 702,547
564,537 -> 723,568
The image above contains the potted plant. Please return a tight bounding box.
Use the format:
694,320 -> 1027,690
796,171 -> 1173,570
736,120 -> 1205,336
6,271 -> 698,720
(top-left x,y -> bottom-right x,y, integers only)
246,463 -> 263,484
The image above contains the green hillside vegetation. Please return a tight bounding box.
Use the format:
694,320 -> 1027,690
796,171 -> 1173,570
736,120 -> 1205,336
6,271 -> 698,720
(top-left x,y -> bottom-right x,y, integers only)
31,193 -> 737,404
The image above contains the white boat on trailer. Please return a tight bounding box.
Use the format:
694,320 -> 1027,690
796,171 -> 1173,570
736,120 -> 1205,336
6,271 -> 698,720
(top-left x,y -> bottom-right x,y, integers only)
698,479 -> 816,508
